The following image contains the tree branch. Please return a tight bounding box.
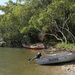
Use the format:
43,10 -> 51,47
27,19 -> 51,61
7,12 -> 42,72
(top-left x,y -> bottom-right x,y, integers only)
45,33 -> 63,42
49,13 -> 67,42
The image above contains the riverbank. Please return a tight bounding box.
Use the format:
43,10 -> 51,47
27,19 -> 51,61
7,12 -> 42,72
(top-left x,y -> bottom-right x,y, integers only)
42,46 -> 75,74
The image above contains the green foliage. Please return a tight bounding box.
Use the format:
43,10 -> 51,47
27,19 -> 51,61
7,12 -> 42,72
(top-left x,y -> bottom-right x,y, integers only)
56,42 -> 75,51
0,0 -> 75,47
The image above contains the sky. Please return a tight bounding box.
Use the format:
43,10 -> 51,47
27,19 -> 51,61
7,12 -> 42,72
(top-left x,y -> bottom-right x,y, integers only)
0,0 -> 16,15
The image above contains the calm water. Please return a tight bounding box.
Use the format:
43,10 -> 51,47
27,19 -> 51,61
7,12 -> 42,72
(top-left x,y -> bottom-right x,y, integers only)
0,47 -> 63,75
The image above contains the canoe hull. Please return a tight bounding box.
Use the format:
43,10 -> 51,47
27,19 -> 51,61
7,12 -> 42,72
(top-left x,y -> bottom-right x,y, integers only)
22,43 -> 45,49
23,46 -> 45,49
37,52 -> 75,65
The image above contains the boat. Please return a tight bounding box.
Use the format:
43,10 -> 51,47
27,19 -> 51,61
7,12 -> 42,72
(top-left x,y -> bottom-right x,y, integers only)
36,51 -> 75,65
22,43 -> 45,49
0,42 -> 5,47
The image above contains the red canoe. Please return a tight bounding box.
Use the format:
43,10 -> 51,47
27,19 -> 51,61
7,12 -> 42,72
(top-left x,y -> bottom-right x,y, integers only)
22,43 -> 45,49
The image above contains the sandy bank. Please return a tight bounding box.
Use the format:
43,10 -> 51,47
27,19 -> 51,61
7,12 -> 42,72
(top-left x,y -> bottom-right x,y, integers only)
42,46 -> 75,74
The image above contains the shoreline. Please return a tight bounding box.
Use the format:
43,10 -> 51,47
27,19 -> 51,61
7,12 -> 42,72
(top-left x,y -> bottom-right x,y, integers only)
42,46 -> 75,74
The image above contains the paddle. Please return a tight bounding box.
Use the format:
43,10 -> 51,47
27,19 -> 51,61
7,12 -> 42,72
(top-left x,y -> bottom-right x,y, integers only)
28,52 -> 42,62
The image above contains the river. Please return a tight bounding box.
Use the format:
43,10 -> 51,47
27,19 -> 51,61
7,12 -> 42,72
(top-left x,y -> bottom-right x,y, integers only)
0,47 -> 64,75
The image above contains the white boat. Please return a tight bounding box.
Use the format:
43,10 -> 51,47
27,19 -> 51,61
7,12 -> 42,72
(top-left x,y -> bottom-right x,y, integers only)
36,51 -> 75,65
22,43 -> 45,49
0,42 -> 5,47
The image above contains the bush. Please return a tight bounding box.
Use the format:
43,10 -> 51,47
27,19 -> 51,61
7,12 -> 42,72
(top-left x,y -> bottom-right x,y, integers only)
56,42 -> 75,51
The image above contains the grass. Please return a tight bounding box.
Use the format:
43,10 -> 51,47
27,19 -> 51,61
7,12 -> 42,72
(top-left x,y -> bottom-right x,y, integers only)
56,42 -> 75,51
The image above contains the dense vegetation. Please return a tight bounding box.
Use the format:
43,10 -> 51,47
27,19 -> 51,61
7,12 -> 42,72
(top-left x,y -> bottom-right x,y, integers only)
0,0 -> 75,47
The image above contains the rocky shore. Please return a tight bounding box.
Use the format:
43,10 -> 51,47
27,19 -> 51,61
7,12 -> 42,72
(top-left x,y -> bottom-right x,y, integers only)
43,46 -> 75,74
